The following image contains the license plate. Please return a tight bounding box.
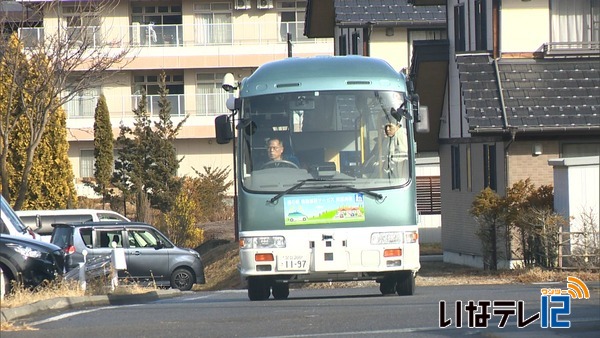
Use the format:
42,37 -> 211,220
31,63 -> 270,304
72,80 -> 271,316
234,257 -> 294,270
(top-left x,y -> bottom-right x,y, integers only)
277,255 -> 308,271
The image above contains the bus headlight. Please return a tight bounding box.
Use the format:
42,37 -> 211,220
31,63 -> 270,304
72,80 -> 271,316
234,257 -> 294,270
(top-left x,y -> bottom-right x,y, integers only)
370,232 -> 402,245
240,236 -> 286,249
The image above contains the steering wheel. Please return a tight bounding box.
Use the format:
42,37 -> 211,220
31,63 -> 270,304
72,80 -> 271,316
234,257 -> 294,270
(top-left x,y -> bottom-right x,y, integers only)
261,160 -> 299,169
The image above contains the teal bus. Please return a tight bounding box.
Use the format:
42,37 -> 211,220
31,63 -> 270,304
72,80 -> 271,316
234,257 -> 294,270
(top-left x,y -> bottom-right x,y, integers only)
215,56 -> 428,300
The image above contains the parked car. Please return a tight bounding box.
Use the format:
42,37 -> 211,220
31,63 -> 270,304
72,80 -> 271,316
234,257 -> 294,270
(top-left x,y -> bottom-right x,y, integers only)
1,195 -> 39,240
0,234 -> 65,293
17,209 -> 130,242
50,222 -> 206,291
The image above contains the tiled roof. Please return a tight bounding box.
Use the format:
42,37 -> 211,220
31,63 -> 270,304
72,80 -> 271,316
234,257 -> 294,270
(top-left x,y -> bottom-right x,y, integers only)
334,0 -> 446,26
457,54 -> 600,133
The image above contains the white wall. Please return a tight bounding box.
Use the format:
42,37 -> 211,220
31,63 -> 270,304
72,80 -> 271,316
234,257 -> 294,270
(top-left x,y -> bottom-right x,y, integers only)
550,156 -> 600,257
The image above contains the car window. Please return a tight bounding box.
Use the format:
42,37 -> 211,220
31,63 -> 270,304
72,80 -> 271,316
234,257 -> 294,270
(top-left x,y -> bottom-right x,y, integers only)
0,219 -> 8,234
51,227 -> 73,249
95,229 -> 123,248
98,213 -> 128,222
80,228 -> 93,248
128,229 -> 157,248
1,196 -> 28,233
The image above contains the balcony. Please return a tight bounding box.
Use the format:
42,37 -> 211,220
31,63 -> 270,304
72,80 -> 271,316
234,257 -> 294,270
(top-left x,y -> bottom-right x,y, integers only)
19,21 -> 329,49
65,92 -> 231,119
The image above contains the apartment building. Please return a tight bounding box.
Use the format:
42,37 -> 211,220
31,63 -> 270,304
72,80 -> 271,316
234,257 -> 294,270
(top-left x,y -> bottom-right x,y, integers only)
17,0 -> 333,196
410,0 -> 600,268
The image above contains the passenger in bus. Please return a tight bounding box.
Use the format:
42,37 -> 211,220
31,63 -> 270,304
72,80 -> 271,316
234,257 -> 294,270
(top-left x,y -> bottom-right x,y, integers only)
384,123 -> 408,177
261,138 -> 300,169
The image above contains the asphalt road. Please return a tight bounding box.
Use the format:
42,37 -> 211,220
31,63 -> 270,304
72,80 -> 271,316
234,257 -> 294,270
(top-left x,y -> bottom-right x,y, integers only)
3,283 -> 599,338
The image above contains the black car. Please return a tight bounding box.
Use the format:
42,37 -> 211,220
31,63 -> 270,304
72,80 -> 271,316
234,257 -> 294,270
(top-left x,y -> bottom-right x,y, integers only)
0,234 -> 65,293
51,222 -> 206,291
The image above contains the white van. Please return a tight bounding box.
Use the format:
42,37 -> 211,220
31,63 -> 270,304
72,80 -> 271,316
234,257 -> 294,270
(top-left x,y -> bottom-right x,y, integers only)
16,209 -> 130,242
1,195 -> 39,240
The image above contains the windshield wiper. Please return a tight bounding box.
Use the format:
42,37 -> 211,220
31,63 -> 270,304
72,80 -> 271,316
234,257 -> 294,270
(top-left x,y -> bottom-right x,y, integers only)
266,178 -> 356,204
321,184 -> 385,202
267,179 -> 309,204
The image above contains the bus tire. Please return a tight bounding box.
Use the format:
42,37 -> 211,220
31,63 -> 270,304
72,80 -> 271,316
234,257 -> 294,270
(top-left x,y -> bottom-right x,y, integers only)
395,272 -> 415,296
248,277 -> 270,301
379,275 -> 396,295
272,283 -> 289,300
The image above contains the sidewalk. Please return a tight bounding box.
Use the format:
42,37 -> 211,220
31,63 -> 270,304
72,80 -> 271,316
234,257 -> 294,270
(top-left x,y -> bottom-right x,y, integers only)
1,289 -> 181,323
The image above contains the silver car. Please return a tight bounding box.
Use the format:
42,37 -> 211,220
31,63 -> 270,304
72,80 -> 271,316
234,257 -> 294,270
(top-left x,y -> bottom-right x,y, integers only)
50,222 -> 205,291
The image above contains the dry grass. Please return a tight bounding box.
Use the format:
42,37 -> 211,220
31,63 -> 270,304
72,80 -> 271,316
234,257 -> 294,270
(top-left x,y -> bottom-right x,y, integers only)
1,279 -> 84,309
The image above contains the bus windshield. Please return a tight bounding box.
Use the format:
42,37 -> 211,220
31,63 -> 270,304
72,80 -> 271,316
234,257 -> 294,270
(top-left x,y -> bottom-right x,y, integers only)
239,90 -> 412,192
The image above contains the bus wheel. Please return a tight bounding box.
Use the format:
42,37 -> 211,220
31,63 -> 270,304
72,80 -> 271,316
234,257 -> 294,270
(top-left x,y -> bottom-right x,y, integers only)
379,276 -> 396,295
395,272 -> 415,296
272,283 -> 290,300
248,277 -> 271,301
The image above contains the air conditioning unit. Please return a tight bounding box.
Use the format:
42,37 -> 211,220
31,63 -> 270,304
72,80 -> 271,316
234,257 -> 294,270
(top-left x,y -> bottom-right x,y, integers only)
131,22 -> 140,45
256,0 -> 273,10
235,0 -> 251,10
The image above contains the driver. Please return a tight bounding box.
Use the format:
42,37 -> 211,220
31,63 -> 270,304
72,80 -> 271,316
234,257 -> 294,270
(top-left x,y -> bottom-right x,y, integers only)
265,138 -> 300,167
267,138 -> 285,161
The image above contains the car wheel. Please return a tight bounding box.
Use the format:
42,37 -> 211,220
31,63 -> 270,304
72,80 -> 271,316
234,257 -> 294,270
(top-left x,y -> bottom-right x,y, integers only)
170,268 -> 194,291
248,277 -> 270,301
379,275 -> 396,295
272,283 -> 289,300
395,271 -> 415,296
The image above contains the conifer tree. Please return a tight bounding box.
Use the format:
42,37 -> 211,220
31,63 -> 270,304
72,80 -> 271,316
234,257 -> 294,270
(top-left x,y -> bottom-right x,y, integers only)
113,73 -> 187,220
7,104 -> 77,209
92,94 -> 114,207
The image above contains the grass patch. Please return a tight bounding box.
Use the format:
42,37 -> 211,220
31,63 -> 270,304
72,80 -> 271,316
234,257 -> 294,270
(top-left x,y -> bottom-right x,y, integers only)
420,242 -> 442,255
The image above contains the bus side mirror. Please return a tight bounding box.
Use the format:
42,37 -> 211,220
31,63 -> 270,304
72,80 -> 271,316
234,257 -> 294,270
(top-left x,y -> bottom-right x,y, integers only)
416,106 -> 430,133
215,114 -> 233,144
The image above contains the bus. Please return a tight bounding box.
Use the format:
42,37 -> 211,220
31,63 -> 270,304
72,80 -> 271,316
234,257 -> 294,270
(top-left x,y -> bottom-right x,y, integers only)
215,56 -> 428,301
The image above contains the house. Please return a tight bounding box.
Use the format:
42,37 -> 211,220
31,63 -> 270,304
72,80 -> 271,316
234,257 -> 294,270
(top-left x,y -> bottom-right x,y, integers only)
305,0 -> 447,243
13,0 -> 333,196
409,0 -> 600,268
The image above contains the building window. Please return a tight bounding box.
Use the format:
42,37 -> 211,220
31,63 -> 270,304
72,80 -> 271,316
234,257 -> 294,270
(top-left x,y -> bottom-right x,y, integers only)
416,176 -> 441,215
562,142 -> 600,157
194,3 -> 232,45
277,1 -> 307,41
474,0 -> 488,50
451,145 -> 461,190
551,0 -> 600,45
62,3 -> 101,46
196,73 -> 228,116
65,87 -> 99,118
454,4 -> 466,52
483,144 -> 497,191
131,4 -> 182,25
131,4 -> 182,46
80,149 -> 94,178
133,73 -> 184,116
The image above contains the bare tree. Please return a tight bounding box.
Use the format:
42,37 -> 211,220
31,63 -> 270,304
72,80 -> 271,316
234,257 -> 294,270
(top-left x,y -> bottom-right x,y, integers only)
0,0 -> 134,209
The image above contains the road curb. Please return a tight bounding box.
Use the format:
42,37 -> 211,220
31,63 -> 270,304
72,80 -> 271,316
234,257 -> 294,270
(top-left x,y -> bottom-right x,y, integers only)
1,289 -> 181,323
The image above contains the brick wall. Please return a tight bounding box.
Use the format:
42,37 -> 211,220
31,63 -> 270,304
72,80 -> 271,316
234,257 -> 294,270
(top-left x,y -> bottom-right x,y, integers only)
507,141 -> 559,187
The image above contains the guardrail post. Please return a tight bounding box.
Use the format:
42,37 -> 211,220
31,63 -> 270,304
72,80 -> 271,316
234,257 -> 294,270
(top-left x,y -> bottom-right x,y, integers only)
80,250 -> 88,291
110,242 -> 127,291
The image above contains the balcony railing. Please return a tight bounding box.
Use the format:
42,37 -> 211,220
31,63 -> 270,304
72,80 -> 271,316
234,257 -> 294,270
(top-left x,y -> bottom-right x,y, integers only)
65,92 -> 231,118
543,41 -> 600,56
19,21 -> 329,49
